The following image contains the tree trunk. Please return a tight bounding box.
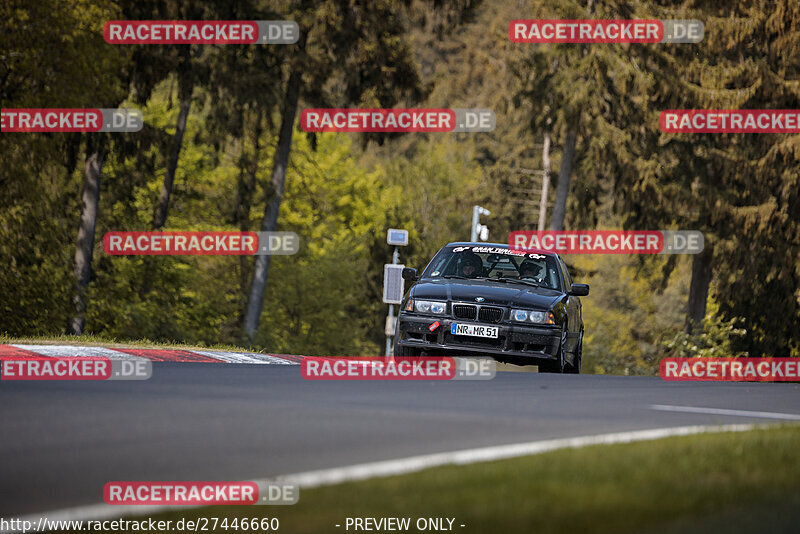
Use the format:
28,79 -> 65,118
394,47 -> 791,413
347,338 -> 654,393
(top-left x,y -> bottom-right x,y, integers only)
549,129 -> 577,231
139,81 -> 193,297
237,111 -> 263,309
538,130 -> 551,231
235,111 -> 263,233
242,69 -> 302,340
67,136 -> 105,335
685,241 -> 714,334
153,82 -> 193,229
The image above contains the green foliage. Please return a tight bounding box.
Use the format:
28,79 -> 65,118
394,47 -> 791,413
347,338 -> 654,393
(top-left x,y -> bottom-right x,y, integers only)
256,133 -> 394,355
0,0 -> 129,335
662,313 -> 749,360
600,1 -> 800,357
505,0 -> 800,360
2,0 -> 799,368
572,251 -> 689,376
659,294 -> 749,360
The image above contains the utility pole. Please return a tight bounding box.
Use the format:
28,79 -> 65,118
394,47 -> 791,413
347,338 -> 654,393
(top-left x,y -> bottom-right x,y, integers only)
538,131 -> 551,231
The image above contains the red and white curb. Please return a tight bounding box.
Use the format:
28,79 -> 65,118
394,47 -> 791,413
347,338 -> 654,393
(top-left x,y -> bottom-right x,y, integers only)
0,344 -> 300,365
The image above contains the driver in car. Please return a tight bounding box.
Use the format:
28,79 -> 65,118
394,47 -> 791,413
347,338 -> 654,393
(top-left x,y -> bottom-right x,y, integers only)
518,260 -> 543,280
459,252 -> 483,278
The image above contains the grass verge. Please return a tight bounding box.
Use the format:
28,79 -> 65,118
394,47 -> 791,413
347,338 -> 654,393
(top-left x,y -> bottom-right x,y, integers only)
53,425 -> 800,534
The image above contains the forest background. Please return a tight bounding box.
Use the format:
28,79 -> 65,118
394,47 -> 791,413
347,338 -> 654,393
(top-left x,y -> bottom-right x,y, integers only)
2,0 -> 798,374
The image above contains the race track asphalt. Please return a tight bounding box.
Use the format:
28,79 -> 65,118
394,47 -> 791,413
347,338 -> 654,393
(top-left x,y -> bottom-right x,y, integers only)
2,362 -> 799,516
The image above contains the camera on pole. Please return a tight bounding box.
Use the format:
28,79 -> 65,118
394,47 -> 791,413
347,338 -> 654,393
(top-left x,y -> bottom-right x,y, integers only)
471,205 -> 490,241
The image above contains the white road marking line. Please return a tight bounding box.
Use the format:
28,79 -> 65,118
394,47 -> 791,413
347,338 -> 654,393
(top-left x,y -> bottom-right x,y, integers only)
11,345 -> 148,361
191,350 -> 297,365
650,404 -> 800,421
275,424 -> 758,488
5,424 -> 760,530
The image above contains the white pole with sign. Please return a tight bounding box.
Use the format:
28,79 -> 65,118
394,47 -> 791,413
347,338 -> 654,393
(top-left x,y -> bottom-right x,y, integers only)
384,229 -> 409,357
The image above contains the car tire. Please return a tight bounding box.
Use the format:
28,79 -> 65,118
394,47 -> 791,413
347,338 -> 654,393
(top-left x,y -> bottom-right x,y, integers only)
538,327 -> 566,373
394,344 -> 421,357
565,331 -> 582,374
538,354 -> 564,373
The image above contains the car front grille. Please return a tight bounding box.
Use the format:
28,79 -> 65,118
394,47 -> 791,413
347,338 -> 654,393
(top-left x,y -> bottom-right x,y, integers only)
452,304 -> 504,323
453,304 -> 477,320
478,306 -> 504,323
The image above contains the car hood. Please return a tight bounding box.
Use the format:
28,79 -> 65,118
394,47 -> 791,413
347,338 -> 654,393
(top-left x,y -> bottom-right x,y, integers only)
410,279 -> 563,309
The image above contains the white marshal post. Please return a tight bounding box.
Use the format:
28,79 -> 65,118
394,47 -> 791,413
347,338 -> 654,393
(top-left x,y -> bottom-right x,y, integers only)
384,229 -> 409,357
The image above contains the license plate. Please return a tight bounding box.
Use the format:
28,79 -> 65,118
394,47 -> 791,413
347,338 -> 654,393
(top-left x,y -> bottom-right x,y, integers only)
451,323 -> 499,338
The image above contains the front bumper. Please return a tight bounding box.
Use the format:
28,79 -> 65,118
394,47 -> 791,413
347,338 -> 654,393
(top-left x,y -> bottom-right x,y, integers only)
396,313 -> 562,361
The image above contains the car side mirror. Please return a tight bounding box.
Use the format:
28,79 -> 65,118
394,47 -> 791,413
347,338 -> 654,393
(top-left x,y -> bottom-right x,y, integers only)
402,267 -> 418,281
568,283 -> 589,296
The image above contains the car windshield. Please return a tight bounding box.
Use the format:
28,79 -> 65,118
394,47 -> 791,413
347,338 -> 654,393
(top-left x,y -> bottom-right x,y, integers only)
422,246 -> 562,291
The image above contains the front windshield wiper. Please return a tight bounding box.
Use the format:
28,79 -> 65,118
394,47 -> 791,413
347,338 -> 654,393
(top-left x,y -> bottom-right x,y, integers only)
441,275 -> 469,279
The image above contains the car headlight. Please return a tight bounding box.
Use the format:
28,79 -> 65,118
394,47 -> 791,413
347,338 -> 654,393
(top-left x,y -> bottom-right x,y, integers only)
511,309 -> 555,324
406,299 -> 446,314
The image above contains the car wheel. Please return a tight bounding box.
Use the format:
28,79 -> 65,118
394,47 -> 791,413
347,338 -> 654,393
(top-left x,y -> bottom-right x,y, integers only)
566,331 -> 582,374
394,344 -> 421,357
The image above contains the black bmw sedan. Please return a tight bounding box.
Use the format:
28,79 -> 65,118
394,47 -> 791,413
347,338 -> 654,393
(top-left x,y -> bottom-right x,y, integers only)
393,243 -> 589,373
